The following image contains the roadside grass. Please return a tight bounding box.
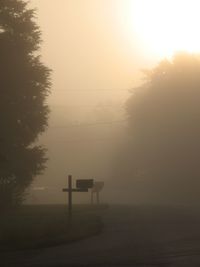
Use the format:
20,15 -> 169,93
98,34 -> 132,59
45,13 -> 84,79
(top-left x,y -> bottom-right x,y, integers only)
0,204 -> 108,251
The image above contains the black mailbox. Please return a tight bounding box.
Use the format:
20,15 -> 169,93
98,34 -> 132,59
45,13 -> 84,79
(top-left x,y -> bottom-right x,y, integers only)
76,179 -> 94,189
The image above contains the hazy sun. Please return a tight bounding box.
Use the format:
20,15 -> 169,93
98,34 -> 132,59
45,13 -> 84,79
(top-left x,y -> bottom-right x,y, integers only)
128,0 -> 200,58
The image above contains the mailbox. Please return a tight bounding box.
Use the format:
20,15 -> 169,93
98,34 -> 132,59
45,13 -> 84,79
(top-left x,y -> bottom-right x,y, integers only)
76,179 -> 94,189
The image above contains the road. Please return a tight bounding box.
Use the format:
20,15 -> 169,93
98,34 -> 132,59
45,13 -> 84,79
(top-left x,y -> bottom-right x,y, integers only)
2,205 -> 200,267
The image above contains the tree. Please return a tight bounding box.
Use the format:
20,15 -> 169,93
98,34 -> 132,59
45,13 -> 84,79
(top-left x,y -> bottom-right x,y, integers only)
126,53 -> 200,205
0,0 -> 51,209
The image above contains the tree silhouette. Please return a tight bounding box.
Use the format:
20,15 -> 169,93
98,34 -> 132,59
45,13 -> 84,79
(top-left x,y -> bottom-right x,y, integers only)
0,0 -> 51,209
126,53 -> 200,204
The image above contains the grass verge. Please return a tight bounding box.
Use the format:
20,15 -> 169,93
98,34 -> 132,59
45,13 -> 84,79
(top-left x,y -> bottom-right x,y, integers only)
0,204 -> 108,251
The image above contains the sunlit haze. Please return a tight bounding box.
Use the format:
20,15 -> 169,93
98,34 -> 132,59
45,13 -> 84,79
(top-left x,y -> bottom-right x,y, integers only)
27,0 -> 200,204
132,0 -> 200,58
2,1 -> 200,264
31,0 -> 200,109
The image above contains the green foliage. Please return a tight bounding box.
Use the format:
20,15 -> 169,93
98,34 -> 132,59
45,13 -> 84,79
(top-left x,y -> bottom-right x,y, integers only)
0,0 -> 51,209
126,53 -> 200,204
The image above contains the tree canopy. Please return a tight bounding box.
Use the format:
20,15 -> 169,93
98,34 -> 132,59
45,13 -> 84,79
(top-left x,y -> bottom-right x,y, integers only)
126,53 -> 200,205
0,0 -> 51,209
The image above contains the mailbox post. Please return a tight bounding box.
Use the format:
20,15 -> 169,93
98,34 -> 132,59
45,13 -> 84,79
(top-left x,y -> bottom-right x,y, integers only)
62,175 -> 94,221
68,175 -> 72,218
91,181 -> 104,205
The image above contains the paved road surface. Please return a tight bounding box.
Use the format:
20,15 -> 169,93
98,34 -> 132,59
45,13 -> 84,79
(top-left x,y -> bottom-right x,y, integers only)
2,205 -> 200,267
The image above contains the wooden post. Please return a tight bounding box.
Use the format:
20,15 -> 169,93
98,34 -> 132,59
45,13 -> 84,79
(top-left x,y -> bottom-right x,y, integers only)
62,177 -> 94,222
91,191 -> 94,205
97,191 -> 100,204
68,175 -> 72,219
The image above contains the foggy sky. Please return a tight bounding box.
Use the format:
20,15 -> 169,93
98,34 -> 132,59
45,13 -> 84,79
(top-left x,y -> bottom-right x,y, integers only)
28,0 -> 159,204
31,0 -> 158,107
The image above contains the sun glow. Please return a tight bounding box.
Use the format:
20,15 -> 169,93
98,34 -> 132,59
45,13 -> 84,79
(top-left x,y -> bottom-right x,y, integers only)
126,0 -> 200,58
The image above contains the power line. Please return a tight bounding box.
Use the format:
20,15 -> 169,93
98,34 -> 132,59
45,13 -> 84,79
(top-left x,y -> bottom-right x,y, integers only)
49,119 -> 127,129
50,104 -> 124,108
53,138 -> 126,144
54,89 -> 130,93
40,136 -> 128,144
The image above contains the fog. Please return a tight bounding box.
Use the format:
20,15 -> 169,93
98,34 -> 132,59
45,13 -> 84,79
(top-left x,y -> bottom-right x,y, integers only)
27,0 -> 149,204
26,0 -> 200,206
3,1 -> 200,265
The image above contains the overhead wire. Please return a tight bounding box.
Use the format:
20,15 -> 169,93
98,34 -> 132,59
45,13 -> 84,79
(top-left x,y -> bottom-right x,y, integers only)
49,119 -> 128,129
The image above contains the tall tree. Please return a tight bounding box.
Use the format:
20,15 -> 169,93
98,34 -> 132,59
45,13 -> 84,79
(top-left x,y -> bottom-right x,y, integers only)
126,53 -> 200,205
0,0 -> 51,209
